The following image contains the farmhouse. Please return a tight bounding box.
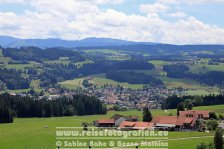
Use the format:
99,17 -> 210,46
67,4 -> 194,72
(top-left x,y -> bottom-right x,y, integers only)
152,110 -> 211,130
96,119 -> 115,127
119,121 -> 154,130
96,114 -> 140,127
110,114 -> 128,126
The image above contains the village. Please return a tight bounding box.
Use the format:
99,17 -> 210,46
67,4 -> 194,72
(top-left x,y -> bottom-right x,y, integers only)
12,79 -> 192,111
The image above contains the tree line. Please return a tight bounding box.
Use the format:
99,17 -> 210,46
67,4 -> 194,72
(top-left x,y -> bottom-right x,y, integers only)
0,93 -> 107,123
163,94 -> 224,109
2,47 -> 84,62
106,71 -> 163,86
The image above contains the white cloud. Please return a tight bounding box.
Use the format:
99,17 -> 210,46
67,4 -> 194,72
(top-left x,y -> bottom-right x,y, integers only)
158,0 -> 224,4
167,12 -> 187,18
158,0 -> 179,4
81,0 -> 125,4
0,0 -> 224,44
140,3 -> 170,13
0,0 -> 124,5
187,0 -> 224,4
0,0 -> 25,4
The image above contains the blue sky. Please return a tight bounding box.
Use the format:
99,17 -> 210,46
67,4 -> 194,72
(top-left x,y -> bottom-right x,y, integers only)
0,0 -> 224,44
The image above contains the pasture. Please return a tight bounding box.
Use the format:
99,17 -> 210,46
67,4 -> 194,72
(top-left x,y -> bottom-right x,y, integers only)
159,77 -> 207,89
4,61 -> 39,71
59,74 -> 144,90
74,59 -> 94,68
43,60 -> 71,65
189,63 -> 224,73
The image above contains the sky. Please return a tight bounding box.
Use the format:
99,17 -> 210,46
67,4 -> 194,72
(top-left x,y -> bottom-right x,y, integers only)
0,0 -> 224,44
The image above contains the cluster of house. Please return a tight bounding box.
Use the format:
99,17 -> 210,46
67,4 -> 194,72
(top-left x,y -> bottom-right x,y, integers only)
95,110 -> 211,131
82,84 -> 181,110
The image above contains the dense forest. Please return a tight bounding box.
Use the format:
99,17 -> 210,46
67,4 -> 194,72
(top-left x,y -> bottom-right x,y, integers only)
2,47 -> 84,62
163,64 -> 189,78
0,93 -> 107,123
111,60 -> 154,70
0,68 -> 30,90
106,71 -> 163,86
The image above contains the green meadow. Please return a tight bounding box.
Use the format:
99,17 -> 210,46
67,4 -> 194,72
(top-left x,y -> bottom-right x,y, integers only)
0,105 -> 220,149
74,59 -> 94,68
5,61 -> 38,70
59,74 -> 144,90
190,63 -> 224,73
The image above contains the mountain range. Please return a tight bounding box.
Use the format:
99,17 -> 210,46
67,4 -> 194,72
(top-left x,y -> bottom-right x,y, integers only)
0,36 -> 156,48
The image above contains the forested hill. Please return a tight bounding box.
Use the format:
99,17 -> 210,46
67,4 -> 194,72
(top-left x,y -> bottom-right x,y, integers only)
77,44 -> 224,52
1,36 -> 224,51
0,36 -> 155,48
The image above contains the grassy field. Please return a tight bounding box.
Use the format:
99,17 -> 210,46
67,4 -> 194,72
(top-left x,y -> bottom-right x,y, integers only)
59,78 -> 84,89
148,60 -> 170,76
159,77 -> 207,89
4,61 -> 39,70
0,106 -> 219,149
84,49 -> 121,54
184,89 -> 220,96
0,88 -> 31,94
59,74 -> 144,89
84,49 -> 130,61
59,72 -> 220,94
106,53 -> 130,61
190,63 -> 224,73
43,60 -> 71,65
0,57 -> 11,64
74,59 -> 94,68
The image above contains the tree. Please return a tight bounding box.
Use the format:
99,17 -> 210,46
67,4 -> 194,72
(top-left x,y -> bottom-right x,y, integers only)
64,105 -> 75,116
197,142 -> 214,149
209,112 -> 218,120
193,96 -> 203,106
218,114 -> 224,120
197,142 -> 207,149
0,101 -> 13,123
177,102 -> 185,116
196,119 -> 206,132
185,99 -> 193,110
113,105 -> 120,111
43,102 -> 52,117
143,106 -> 152,122
207,119 -> 219,131
214,128 -> 224,149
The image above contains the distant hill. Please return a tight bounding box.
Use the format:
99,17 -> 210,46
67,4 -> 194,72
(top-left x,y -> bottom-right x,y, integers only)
0,36 -> 224,52
0,36 -> 156,48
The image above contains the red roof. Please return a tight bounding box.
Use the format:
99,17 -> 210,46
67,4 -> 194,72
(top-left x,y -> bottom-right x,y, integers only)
119,121 -> 136,128
119,121 -> 154,130
151,116 -> 178,125
152,116 -> 194,126
176,117 -> 193,126
179,110 -> 210,118
98,118 -> 115,124
133,122 -> 154,130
